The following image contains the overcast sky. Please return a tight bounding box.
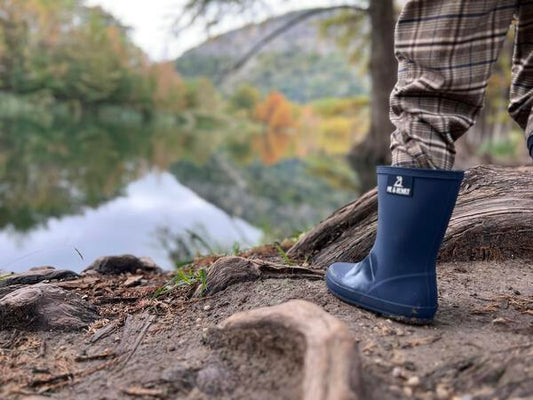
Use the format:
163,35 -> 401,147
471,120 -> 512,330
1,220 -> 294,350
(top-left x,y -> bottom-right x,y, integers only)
86,0 -> 349,61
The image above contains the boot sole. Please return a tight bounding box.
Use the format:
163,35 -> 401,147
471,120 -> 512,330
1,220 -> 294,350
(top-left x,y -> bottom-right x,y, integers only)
326,274 -> 435,325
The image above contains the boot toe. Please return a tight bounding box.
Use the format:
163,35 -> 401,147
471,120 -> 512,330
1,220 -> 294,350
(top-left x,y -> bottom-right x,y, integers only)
326,262 -> 355,282
326,262 -> 364,302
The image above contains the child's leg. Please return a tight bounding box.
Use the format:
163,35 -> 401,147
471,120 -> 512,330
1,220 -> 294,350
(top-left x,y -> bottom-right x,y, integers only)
508,1 -> 533,159
390,0 -> 516,169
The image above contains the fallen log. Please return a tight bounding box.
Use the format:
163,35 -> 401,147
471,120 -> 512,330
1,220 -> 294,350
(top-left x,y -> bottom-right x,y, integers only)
288,165 -> 533,269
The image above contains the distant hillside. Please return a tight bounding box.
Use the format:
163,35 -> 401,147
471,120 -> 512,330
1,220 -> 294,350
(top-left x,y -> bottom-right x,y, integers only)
175,10 -> 368,103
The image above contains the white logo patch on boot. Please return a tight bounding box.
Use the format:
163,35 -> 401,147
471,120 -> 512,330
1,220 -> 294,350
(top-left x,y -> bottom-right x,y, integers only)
386,175 -> 413,196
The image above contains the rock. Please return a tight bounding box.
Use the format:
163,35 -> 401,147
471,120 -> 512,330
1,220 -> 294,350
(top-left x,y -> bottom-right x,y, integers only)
0,283 -> 99,331
406,376 -> 420,387
83,255 -> 162,275
392,367 -> 405,378
0,266 -> 79,289
436,384 -> 450,399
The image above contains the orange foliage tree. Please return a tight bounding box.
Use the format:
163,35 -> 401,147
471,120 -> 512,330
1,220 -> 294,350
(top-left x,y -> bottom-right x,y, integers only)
253,91 -> 296,164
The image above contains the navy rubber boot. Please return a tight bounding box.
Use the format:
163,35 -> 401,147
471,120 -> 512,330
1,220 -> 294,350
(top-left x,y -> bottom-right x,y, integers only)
326,166 -> 464,323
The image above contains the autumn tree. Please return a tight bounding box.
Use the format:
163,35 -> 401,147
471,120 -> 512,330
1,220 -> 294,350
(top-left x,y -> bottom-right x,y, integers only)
253,91 -> 296,164
175,0 -> 396,189
150,61 -> 185,112
0,0 -> 184,114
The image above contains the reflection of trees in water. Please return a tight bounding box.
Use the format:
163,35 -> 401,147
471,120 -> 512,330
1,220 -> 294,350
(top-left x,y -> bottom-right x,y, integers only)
0,104 -> 359,242
171,155 -> 356,240
155,222 -> 258,267
0,113 -> 208,232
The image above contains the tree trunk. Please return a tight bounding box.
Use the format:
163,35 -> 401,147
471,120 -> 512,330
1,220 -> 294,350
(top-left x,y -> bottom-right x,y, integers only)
288,165 -> 533,269
347,0 -> 397,192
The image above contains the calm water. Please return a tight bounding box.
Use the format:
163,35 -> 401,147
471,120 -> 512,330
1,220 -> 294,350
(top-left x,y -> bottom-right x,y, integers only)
0,114 -> 262,273
0,172 -> 261,273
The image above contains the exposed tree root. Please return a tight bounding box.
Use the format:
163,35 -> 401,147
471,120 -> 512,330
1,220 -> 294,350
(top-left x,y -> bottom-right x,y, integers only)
208,300 -> 364,400
288,165 -> 533,269
193,256 -> 324,297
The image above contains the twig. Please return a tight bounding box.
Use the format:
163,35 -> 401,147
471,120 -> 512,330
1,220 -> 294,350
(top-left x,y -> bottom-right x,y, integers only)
120,386 -> 165,397
75,351 -> 116,362
89,320 -> 119,343
29,373 -> 74,387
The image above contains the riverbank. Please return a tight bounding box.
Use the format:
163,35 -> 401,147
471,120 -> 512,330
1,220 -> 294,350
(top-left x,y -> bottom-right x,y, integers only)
0,247 -> 532,400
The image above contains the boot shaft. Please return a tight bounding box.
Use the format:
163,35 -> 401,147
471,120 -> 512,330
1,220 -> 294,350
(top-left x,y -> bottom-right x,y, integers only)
374,166 -> 464,276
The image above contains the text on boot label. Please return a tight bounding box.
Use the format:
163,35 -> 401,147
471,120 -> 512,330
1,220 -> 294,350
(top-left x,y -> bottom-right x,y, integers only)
386,175 -> 413,197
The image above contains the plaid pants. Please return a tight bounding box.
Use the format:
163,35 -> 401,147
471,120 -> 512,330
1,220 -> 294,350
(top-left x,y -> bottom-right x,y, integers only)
390,0 -> 533,170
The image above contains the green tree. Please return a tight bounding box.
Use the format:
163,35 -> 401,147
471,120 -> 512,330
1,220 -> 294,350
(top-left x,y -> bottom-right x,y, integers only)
228,84 -> 260,115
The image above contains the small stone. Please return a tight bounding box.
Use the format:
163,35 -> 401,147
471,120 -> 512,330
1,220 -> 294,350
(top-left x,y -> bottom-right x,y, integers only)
406,376 -> 420,387
389,385 -> 402,393
492,317 -> 508,325
203,304 -> 211,311
436,384 -> 449,399
392,367 -> 405,378
196,317 -> 202,323
403,386 -> 413,397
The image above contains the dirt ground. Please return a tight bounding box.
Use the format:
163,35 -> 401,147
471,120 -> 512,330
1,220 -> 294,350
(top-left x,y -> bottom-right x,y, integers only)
1,256 -> 532,400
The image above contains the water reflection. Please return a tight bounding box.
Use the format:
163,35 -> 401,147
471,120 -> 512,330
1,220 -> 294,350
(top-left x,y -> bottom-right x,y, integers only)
0,105 -> 355,273
0,172 -> 261,273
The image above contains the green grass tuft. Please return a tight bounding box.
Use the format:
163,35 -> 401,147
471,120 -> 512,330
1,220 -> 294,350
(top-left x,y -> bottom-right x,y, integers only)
153,267 -> 208,298
274,241 -> 293,265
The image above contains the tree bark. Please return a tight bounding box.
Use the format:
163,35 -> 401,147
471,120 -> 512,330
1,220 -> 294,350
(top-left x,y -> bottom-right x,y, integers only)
288,165 -> 533,269
347,0 -> 397,191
